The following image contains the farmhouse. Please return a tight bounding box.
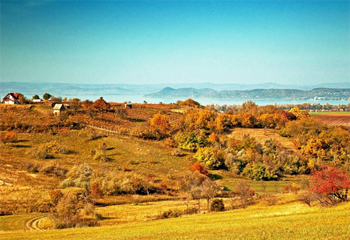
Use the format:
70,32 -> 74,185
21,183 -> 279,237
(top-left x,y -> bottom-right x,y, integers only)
125,103 -> 133,109
53,104 -> 66,116
3,93 -> 19,104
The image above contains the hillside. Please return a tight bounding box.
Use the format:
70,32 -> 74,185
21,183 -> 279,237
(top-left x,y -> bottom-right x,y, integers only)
2,82 -> 349,103
1,101 -> 350,238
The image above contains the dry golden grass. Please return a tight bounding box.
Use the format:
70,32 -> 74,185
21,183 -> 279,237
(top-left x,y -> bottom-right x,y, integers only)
230,128 -> 295,151
1,201 -> 349,239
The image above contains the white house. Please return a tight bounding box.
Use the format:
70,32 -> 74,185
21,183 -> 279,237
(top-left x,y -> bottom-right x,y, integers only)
53,104 -> 66,116
3,93 -> 19,104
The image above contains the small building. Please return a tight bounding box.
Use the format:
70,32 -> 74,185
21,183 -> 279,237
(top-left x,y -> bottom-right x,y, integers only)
3,93 -> 19,104
32,99 -> 42,103
53,104 -> 66,116
125,103 -> 133,109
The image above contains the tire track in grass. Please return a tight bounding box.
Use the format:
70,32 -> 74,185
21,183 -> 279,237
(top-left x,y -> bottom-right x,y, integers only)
26,215 -> 47,231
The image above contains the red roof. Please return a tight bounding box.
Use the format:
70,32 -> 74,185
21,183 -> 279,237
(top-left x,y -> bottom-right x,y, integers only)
3,93 -> 19,101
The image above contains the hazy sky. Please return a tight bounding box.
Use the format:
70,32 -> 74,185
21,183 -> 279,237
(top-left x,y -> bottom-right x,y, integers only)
1,0 -> 349,85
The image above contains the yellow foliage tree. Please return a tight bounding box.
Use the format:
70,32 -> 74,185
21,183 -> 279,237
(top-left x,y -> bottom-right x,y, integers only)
289,107 -> 309,119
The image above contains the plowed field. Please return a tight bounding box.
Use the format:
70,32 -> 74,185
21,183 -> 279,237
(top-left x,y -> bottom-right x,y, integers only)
311,112 -> 350,129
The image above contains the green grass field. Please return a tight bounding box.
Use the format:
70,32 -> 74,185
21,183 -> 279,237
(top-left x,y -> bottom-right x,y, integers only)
309,111 -> 350,115
1,202 -> 349,239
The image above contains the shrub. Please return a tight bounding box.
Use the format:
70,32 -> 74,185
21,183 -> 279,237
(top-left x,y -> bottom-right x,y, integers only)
53,193 -> 81,228
210,199 -> 225,212
93,149 -> 109,162
261,193 -> 277,206
57,145 -> 71,154
188,163 -> 208,176
242,163 -> 278,181
159,209 -> 182,219
62,164 -> 93,188
40,163 -> 67,177
164,138 -> 177,148
284,183 -> 300,194
49,190 -> 63,206
60,179 -> 75,188
171,148 -> 185,157
90,182 -> 103,199
27,145 -> 53,159
183,207 -> 198,215
26,162 -> 41,173
0,131 -> 17,146
299,191 -> 316,207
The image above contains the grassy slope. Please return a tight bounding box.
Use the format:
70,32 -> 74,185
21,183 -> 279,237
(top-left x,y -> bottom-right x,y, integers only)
0,213 -> 44,232
1,202 -> 349,240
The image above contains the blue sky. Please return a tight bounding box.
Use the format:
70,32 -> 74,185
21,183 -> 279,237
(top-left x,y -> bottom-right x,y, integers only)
1,0 -> 349,85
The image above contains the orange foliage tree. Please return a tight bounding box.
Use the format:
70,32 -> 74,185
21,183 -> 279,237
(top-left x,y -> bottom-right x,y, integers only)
188,163 -> 209,176
150,113 -> 170,134
92,97 -> 110,112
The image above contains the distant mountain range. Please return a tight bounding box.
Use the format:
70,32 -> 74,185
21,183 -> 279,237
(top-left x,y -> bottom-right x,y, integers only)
145,87 -> 350,101
0,82 -> 349,101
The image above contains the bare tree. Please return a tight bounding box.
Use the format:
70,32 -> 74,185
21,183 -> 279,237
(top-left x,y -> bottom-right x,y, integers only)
201,178 -> 221,212
235,180 -> 254,208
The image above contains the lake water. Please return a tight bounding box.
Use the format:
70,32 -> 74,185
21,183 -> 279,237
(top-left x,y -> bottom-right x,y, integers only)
61,94 -> 349,106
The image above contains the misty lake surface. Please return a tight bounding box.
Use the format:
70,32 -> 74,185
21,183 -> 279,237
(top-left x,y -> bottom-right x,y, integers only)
61,94 -> 349,106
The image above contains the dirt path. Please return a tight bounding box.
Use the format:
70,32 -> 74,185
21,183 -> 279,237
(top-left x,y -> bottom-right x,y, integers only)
26,215 -> 47,231
86,125 -> 120,134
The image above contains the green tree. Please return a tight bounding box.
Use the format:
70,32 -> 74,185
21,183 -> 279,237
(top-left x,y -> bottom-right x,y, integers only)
43,92 -> 51,100
33,94 -> 40,99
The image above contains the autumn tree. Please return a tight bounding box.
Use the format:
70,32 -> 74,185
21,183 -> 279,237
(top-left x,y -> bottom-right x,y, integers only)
208,132 -> 219,144
193,147 -> 225,170
15,93 -> 26,104
289,107 -> 309,119
175,132 -> 207,152
70,98 -> 81,112
188,163 -> 208,176
150,113 -> 170,136
241,100 -> 258,115
241,113 -> 259,128
178,98 -> 201,107
310,166 -> 350,204
92,97 -> 110,112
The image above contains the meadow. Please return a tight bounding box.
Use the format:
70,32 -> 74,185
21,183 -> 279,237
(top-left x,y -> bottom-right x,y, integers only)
1,201 -> 349,239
